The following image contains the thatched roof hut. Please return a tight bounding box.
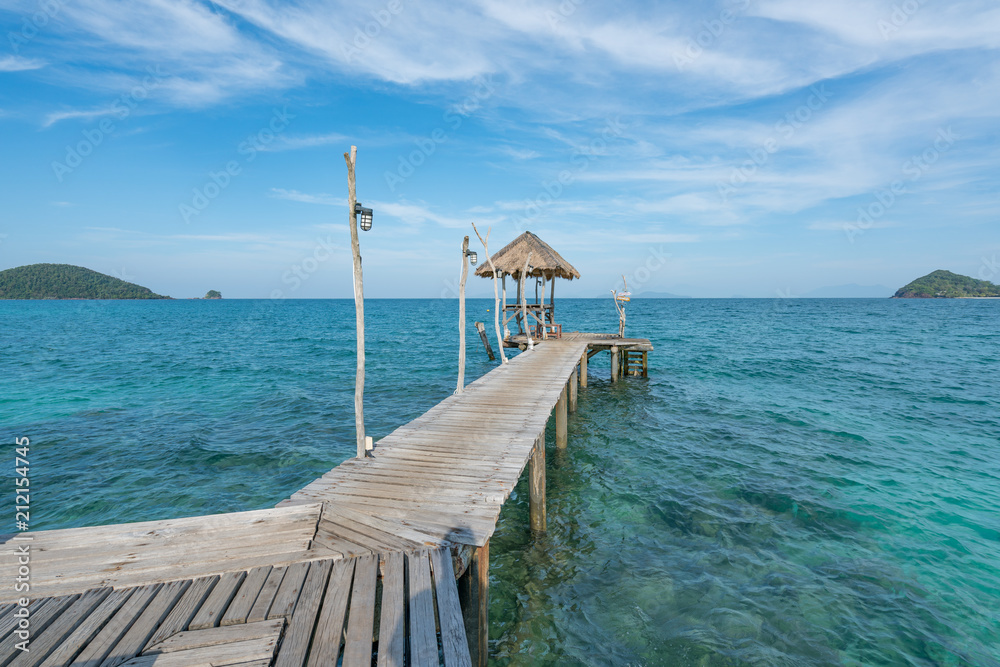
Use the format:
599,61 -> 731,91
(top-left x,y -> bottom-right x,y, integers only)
474,231 -> 580,281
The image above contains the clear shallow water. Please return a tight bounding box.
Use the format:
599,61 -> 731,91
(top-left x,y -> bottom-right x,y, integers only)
2,298 -> 998,665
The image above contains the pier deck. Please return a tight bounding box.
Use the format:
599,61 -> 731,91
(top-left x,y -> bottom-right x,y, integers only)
1,335 -> 651,665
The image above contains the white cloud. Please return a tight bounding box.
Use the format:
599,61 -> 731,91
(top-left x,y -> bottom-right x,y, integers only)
42,107 -> 120,128
269,188 -> 343,206
260,132 -> 349,152
0,56 -> 45,72
808,220 -> 900,231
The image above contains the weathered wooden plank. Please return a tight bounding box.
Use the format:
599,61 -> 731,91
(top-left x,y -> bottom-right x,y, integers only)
407,551 -> 437,667
70,583 -> 161,666
143,576 -> 217,650
100,580 -> 190,667
308,528 -> 375,560
221,566 -> 272,626
246,566 -> 285,624
318,508 -> 431,552
145,618 -> 284,654
22,550 -> 319,603
0,595 -> 77,666
306,558 -> 355,667
267,562 -> 309,621
3,505 -> 322,555
376,551 -> 405,667
119,632 -> 281,667
9,590 -> 110,667
272,559 -> 332,667
19,520 -> 314,569
39,589 -> 133,667
189,571 -> 245,631
430,548 -> 472,667
341,554 -> 377,667
0,600 -> 46,645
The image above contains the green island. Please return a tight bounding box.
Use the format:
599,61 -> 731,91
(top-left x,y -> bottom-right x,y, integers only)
0,263 -> 169,299
204,290 -> 222,299
893,269 -> 1000,298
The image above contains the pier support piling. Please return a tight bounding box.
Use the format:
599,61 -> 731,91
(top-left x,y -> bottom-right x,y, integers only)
569,367 -> 578,412
580,349 -> 588,388
556,384 -> 568,449
610,345 -> 619,383
529,433 -> 546,532
459,540 -> 490,667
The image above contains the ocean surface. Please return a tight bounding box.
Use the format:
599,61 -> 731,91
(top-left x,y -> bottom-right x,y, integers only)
2,298 -> 998,666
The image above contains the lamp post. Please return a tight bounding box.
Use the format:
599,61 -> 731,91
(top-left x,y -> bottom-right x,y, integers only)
344,146 -> 375,458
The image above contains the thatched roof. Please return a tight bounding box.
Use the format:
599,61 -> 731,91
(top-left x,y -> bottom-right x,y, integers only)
474,231 -> 581,281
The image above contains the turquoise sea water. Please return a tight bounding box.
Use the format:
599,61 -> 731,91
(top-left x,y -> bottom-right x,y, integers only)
2,298 -> 998,665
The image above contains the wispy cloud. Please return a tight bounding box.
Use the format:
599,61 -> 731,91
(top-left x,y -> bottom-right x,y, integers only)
269,188 -> 343,206
260,132 -> 348,152
0,56 -> 45,72
42,107 -> 120,128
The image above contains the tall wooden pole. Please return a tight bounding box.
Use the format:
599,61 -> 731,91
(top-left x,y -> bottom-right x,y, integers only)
457,236 -> 469,394
345,145 -> 365,458
471,222 -> 507,364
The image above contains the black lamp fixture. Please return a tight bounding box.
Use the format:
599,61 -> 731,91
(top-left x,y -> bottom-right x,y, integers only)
354,202 -> 373,231
466,250 -> 477,265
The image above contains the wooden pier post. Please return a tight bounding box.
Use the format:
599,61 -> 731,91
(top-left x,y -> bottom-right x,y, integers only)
474,321 -> 495,361
459,540 -> 490,667
569,367 -> 578,412
529,433 -> 546,532
610,345 -> 619,383
555,384 -> 568,448
580,349 -> 588,388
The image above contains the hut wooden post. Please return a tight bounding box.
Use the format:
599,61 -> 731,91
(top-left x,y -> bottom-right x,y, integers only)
457,236 -> 470,394
580,349 -> 588,388
344,145 -> 366,458
529,433 -> 546,532
471,222 -> 507,364
555,384 -> 567,448
501,275 -> 508,338
550,276 -> 556,316
459,539 -> 490,667
520,253 -> 534,350
610,345 -> 619,383
540,276 -> 548,340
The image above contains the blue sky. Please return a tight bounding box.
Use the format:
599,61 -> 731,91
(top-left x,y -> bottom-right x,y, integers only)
1,0 -> 998,298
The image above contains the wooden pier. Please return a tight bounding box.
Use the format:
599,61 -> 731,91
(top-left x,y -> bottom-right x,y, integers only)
1,334 -> 651,666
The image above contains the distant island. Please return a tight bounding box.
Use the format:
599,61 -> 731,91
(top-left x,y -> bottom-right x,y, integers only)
0,263 -> 169,299
893,270 -> 1000,298
204,290 -> 222,299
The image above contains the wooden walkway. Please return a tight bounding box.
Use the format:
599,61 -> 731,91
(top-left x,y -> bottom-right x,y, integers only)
0,336 -> 650,666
